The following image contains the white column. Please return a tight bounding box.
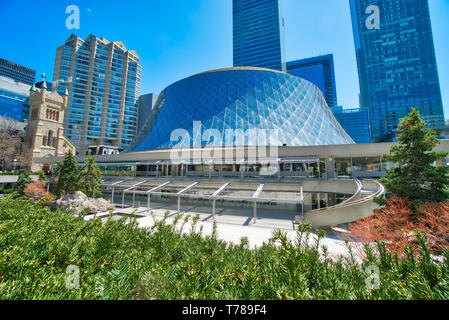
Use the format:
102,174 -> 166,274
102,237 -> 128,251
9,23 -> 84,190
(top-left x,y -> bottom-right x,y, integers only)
133,191 -> 136,208
253,201 -> 257,224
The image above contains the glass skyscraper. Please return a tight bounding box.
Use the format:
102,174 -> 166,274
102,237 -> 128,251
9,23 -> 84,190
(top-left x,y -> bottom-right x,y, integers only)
233,0 -> 286,72
331,106 -> 371,144
52,34 -> 141,152
0,58 -> 35,86
137,93 -> 158,135
287,54 -> 338,108
350,0 -> 445,142
0,75 -> 30,122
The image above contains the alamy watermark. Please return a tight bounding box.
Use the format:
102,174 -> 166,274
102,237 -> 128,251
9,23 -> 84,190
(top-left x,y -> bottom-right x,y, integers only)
169,121 -> 281,176
365,265 -> 381,290
66,5 -> 80,30
65,264 -> 80,290
365,5 -> 380,30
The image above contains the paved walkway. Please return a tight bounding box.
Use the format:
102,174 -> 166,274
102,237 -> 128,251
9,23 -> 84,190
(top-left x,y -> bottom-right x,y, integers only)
0,175 -> 39,183
85,203 -> 353,258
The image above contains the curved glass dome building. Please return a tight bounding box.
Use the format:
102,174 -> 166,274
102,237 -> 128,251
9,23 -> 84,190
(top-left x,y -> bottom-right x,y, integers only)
131,67 -> 354,151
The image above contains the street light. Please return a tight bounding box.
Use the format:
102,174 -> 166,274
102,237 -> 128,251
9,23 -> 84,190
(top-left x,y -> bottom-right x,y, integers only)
13,159 -> 17,172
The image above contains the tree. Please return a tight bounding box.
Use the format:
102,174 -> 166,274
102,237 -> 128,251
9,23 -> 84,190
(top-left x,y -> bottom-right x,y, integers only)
349,196 -> 449,256
0,116 -> 23,131
55,150 -> 79,196
379,108 -> 449,204
78,156 -> 102,197
15,169 -> 32,194
0,119 -> 27,172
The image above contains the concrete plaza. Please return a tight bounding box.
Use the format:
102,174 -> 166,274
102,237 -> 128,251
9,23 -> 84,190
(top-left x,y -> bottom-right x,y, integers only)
85,202 -> 353,259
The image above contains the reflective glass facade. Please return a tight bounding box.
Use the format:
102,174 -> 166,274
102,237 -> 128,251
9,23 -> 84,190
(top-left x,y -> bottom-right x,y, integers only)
0,75 -> 30,122
131,68 -> 354,151
137,93 -> 158,135
233,0 -> 286,71
331,106 -> 371,143
350,0 -> 445,142
53,35 -> 141,151
0,58 -> 35,86
287,54 -> 337,108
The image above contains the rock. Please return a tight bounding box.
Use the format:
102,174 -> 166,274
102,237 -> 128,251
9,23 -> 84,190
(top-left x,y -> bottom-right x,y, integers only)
431,255 -> 444,264
56,191 -> 113,213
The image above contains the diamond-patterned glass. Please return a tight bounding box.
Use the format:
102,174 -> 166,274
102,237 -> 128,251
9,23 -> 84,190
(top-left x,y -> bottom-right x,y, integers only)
130,68 -> 354,151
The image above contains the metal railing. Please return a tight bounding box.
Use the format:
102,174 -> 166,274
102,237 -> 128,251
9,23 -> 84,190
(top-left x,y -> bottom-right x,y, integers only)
307,179 -> 383,213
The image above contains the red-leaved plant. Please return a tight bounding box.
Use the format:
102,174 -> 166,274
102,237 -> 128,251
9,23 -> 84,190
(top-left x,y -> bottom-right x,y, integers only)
349,197 -> 449,256
23,181 -> 54,201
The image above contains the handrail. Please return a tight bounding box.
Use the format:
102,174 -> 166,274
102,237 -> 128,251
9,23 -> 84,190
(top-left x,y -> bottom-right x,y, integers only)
338,179 -> 362,206
309,179 -> 384,213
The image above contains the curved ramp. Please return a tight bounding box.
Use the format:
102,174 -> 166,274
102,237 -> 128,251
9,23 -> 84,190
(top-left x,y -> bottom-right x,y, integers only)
302,180 -> 385,228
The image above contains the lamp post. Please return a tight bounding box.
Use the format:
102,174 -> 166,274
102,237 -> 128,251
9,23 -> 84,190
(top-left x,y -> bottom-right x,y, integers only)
13,159 -> 17,172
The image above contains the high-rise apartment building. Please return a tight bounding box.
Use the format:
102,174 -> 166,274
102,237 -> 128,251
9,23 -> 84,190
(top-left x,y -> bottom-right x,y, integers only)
287,54 -> 338,108
0,58 -> 36,86
350,0 -> 445,141
52,34 -> 141,152
233,0 -> 286,71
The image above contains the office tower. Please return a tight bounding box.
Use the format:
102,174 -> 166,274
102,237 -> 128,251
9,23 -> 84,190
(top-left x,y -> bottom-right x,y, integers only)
0,75 -> 30,122
0,58 -> 36,86
287,54 -> 338,108
52,34 -> 141,152
350,0 -> 445,141
137,93 -> 158,135
233,0 -> 286,71
331,106 -> 371,143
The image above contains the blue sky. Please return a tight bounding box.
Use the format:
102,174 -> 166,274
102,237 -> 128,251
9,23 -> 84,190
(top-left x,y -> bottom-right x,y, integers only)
1,0 -> 448,118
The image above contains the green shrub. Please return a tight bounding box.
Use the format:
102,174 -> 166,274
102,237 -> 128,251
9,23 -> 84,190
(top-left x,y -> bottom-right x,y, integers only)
33,170 -> 47,181
0,196 -> 448,300
14,169 -> 32,194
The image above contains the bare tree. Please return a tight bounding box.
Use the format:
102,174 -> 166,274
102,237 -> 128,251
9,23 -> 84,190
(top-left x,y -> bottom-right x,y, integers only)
0,116 -> 27,172
0,116 -> 25,131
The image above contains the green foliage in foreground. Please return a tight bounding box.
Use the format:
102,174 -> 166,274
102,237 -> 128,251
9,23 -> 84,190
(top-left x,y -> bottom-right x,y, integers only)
0,196 -> 448,300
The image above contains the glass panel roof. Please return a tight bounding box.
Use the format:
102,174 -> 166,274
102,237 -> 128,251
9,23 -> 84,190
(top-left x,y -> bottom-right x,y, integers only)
182,182 -> 226,197
218,183 -> 261,199
101,179 -> 303,203
129,68 -> 354,151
